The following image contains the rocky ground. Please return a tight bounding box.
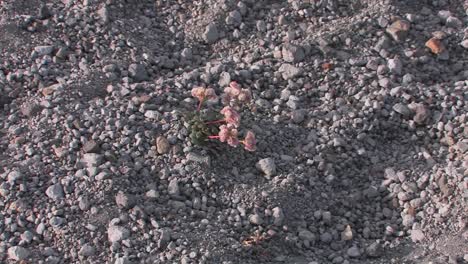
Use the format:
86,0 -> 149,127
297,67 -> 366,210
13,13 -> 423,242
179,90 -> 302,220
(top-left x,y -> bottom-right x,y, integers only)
0,0 -> 467,263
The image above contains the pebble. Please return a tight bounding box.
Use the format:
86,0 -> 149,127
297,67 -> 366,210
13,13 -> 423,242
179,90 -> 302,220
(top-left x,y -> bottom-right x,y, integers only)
278,63 -> 302,80
256,158 -> 277,177
156,136 -> 170,154
272,207 -> 284,226
35,45 -> 54,56
411,229 -> 425,243
128,64 -> 149,82
282,44 -> 305,63
108,225 -> 130,243
45,183 -> 64,200
386,20 -> 410,42
8,246 -> 30,261
115,191 -> 135,209
347,246 -> 361,258
203,23 -> 219,44
393,103 -> 412,117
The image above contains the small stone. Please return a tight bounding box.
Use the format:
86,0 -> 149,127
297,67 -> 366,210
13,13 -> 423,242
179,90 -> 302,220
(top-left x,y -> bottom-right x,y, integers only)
97,6 -> 109,23
108,225 -> 130,243
446,16 -> 462,28
45,183 -> 64,200
461,40 -> 468,49
393,103 -> 412,117
256,158 -> 276,177
168,179 -> 180,195
226,10 -> 242,26
291,109 -> 306,123
79,243 -> 96,256
409,103 -> 429,124
128,64 -> 149,82
203,23 -> 219,44
366,242 -> 382,257
425,38 -> 445,54
282,44 -> 305,63
115,191 -> 135,209
78,197 -> 91,211
347,246 -> 361,258
35,45 -> 54,56
38,4 -> 52,20
341,225 -> 353,241
158,229 -> 171,249
298,229 -> 315,241
278,63 -> 302,80
411,229 -> 425,243
249,214 -> 264,225
388,57 -> 402,75
7,170 -> 22,184
82,153 -> 103,167
386,20 -> 410,42
83,140 -> 100,153
8,246 -> 30,261
21,103 -> 41,117
156,136 -> 170,154
272,207 -> 284,226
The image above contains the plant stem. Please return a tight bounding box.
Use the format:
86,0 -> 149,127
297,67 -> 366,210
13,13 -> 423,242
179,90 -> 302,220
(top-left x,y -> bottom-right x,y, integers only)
205,119 -> 226,125
197,97 -> 205,112
208,135 -> 220,139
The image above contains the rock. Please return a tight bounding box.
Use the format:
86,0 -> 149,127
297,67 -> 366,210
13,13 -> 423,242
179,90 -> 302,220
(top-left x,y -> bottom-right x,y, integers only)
409,103 -> 429,124
203,23 -> 219,44
425,38 -> 445,54
21,103 -> 42,117
128,64 -> 149,82
78,197 -> 90,211
82,153 -> 103,167
411,229 -> 425,243
446,16 -> 462,28
298,229 -> 315,241
115,191 -> 135,209
156,136 -> 170,154
272,207 -> 284,226
226,10 -> 242,26
108,225 -> 130,243
97,6 -> 109,23
218,71 -> 231,87
278,63 -> 302,80
79,243 -> 96,256
393,103 -> 412,117
38,4 -> 52,20
291,109 -> 306,123
386,20 -> 410,42
168,179 -> 180,195
249,214 -> 264,225
158,229 -> 171,249
388,57 -> 402,75
8,246 -> 30,261
256,158 -> 276,177
347,246 -> 361,258
282,44 -> 305,63
341,225 -> 353,241
46,183 -> 64,200
83,140 -> 100,153
35,45 -> 54,56
461,40 -> 468,49
7,170 -> 22,184
366,242 -> 382,257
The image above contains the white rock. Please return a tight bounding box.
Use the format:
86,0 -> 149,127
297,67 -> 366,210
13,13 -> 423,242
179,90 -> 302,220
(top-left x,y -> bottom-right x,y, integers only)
256,158 -> 276,177
108,225 -> 130,243
45,183 -> 64,200
8,246 -> 30,261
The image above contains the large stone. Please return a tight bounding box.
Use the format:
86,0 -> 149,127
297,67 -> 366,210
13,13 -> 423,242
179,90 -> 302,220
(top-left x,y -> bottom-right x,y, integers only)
82,153 -> 104,167
203,23 -> 219,44
425,38 -> 445,54
35,45 -> 54,56
282,44 -> 305,63
386,20 -> 410,42
272,207 -> 284,226
128,64 -> 149,82
108,225 -> 130,243
278,63 -> 302,80
256,158 -> 276,177
8,246 -> 30,261
156,136 -> 170,154
46,183 -> 64,200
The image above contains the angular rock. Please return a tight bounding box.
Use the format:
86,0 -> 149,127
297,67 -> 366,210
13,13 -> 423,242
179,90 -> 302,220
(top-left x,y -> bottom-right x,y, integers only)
82,153 -> 103,167
386,20 -> 410,42
83,140 -> 100,153
35,45 -> 54,56
203,23 -> 219,44
278,63 -> 302,80
272,207 -> 284,226
256,158 -> 276,177
115,191 -> 135,209
8,246 -> 30,261
46,183 -> 64,200
298,229 -> 315,241
393,103 -> 412,117
425,38 -> 444,54
108,225 -> 130,243
128,64 -> 149,82
282,44 -> 305,63
168,179 -> 179,195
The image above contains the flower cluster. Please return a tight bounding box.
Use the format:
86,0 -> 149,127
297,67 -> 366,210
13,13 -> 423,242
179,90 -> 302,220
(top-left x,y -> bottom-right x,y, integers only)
187,82 -> 256,151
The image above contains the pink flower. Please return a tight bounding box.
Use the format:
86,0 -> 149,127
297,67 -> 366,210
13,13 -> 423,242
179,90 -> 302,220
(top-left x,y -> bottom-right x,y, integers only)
191,87 -> 217,102
242,131 -> 256,151
220,106 -> 240,127
218,124 -> 239,147
229,81 -> 242,95
222,82 -> 252,107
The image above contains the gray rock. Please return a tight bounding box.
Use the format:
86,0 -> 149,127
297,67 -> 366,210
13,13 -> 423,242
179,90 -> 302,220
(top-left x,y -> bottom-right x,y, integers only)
278,63 -> 302,80
82,153 -> 104,167
298,229 -> 315,241
115,257 -> 131,264
7,170 -> 22,184
386,20 -> 410,42
46,183 -> 64,200
97,6 -> 110,23
21,103 -> 42,117
347,246 -> 361,258
35,45 -> 54,56
168,179 -> 180,195
181,48 -> 192,60
461,40 -> 468,49
38,4 -> 52,20
8,246 -> 30,261
256,158 -> 276,177
128,64 -> 149,82
249,214 -> 264,225
366,242 -> 382,257
446,16 -> 462,28
108,225 -> 130,243
411,229 -> 425,243
83,140 -> 100,153
226,10 -> 242,26
115,191 -> 135,209
282,44 -> 305,63
79,243 -> 96,256
158,229 -> 171,249
272,207 -> 284,226
393,103 -> 412,117
388,57 -> 402,75
203,23 -> 219,44
78,197 -> 91,211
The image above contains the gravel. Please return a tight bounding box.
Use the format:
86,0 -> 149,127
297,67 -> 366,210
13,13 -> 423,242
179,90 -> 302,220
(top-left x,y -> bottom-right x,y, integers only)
0,0 -> 466,263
